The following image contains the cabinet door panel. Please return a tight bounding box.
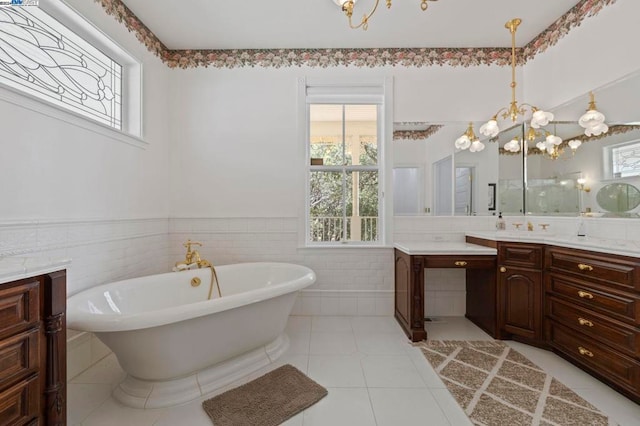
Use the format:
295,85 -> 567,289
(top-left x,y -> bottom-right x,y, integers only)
0,280 -> 39,340
499,266 -> 542,341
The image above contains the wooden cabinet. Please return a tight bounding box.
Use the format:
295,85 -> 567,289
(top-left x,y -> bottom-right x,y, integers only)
394,249 -> 426,342
466,268 -> 498,338
497,243 -> 544,344
544,246 -> 640,403
0,271 -> 66,425
394,248 -> 497,342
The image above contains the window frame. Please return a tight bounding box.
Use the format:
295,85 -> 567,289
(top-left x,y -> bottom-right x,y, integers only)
604,138 -> 640,179
0,0 -> 144,146
299,77 -> 393,248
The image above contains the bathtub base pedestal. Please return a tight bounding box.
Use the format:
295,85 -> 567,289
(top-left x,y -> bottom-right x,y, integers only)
113,333 -> 290,409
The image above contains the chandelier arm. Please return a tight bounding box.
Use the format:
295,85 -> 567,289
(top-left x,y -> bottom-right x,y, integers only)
346,0 -> 382,30
491,107 -> 508,121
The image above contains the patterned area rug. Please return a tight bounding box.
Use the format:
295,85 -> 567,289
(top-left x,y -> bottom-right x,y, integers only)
202,364 -> 327,426
418,340 -> 617,426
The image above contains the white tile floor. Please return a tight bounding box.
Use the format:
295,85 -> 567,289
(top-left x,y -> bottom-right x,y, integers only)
69,316 -> 640,426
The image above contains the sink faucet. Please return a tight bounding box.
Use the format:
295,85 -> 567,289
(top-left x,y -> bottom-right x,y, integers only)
527,222 -> 534,231
175,240 -> 211,270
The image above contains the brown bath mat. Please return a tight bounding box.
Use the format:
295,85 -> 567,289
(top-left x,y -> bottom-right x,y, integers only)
202,364 -> 327,426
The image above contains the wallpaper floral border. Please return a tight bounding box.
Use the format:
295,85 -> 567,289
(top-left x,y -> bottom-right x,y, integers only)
499,124 -> 640,156
393,125 -> 443,141
95,0 -> 617,69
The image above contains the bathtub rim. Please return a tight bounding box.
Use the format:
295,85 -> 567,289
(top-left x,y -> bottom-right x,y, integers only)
66,262 -> 315,332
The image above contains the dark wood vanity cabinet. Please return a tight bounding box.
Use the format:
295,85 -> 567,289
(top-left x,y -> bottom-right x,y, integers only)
497,243 -> 544,344
0,271 -> 67,425
394,248 -> 497,342
394,249 -> 426,342
544,246 -> 640,402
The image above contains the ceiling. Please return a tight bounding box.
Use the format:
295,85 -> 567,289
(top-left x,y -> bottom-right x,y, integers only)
120,0 -> 580,50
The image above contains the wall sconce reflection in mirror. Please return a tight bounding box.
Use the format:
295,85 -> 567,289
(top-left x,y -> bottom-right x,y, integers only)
577,178 -> 591,192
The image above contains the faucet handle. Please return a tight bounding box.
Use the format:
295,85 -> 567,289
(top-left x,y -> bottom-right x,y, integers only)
539,224 -> 550,231
184,240 -> 202,251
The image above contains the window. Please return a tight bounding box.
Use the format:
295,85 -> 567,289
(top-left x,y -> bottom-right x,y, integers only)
306,102 -> 383,244
0,2 -> 141,136
301,78 -> 391,246
610,140 -> 640,178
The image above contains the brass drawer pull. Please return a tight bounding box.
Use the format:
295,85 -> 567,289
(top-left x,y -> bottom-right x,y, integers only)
577,290 -> 594,299
500,266 -> 507,273
454,261 -> 467,267
578,346 -> 594,358
578,263 -> 594,271
578,317 -> 594,327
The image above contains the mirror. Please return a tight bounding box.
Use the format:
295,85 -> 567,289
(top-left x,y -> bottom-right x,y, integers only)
392,122 -> 500,216
596,183 -> 640,214
393,71 -> 640,218
494,124 -> 525,215
488,70 -> 640,218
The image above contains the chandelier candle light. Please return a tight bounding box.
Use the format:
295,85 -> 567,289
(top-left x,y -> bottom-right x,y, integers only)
455,122 -> 485,152
333,0 -> 438,30
579,92 -> 609,136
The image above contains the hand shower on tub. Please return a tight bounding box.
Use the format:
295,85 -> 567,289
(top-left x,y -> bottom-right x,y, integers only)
174,240 -> 221,299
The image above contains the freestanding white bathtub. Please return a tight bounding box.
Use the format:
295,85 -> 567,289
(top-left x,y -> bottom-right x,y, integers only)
66,262 -> 315,408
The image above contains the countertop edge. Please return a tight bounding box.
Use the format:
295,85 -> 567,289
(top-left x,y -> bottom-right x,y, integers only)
0,258 -> 72,285
465,231 -> 640,259
394,242 -> 498,256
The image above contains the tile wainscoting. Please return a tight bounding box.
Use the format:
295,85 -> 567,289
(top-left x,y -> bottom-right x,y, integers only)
0,217 -> 170,295
169,217 -> 395,317
0,217 -> 170,381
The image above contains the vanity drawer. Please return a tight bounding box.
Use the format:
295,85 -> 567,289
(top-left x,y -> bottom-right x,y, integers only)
547,297 -> 640,357
0,280 -> 39,340
546,247 -> 640,292
0,329 -> 39,385
0,374 -> 39,426
548,321 -> 640,396
546,273 -> 639,324
499,243 -> 543,269
424,255 -> 496,269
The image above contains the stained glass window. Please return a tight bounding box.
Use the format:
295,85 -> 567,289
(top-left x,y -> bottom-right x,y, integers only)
0,6 -> 122,129
612,141 -> 640,178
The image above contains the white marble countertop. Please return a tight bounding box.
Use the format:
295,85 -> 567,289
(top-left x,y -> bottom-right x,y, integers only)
394,242 -> 497,256
0,257 -> 71,285
466,231 -> 640,259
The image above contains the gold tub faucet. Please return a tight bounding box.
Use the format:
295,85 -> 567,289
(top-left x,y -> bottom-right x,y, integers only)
176,240 -> 210,269
175,240 -> 220,299
527,222 -> 534,231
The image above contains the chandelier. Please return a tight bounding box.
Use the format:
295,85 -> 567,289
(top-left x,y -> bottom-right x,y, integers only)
457,18 -> 608,155
333,0 -> 438,30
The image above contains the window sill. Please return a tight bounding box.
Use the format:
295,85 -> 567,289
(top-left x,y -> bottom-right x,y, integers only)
0,84 -> 148,149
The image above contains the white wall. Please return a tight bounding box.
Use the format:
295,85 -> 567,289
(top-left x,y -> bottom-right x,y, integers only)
168,66 -> 513,218
524,1 -> 640,110
0,0 -> 172,295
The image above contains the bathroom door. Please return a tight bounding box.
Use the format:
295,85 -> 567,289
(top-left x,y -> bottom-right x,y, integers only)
434,156 -> 453,216
455,166 -> 474,215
